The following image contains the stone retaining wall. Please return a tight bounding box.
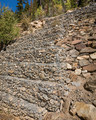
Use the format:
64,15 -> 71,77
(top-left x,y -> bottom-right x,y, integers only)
0,3 -> 96,120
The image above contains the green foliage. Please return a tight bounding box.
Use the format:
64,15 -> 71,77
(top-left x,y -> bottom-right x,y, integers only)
23,0 -> 30,18
0,7 -> 19,45
44,0 -> 50,16
65,0 -> 77,10
35,6 -> 45,19
61,0 -> 66,12
53,4 -> 63,16
53,0 -> 62,4
50,0 -> 63,16
32,0 -> 38,20
28,0 -> 64,19
65,0 -> 71,10
24,0 -> 30,12
0,5 -> 8,17
16,0 -> 94,23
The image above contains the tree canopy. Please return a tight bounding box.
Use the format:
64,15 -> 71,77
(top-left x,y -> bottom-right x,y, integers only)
16,0 -> 94,20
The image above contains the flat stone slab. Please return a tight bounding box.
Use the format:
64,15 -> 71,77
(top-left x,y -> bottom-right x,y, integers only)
88,36 -> 96,41
72,40 -> 82,45
80,47 -> 96,53
83,64 -> 96,72
75,43 -> 86,51
77,55 -> 89,60
79,59 -> 90,67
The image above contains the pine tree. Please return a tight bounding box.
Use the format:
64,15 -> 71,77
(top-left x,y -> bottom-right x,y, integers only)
52,0 -> 54,15
29,0 -> 33,17
70,0 -> 77,8
0,2 -> 2,17
32,0 -> 38,20
16,0 -> 24,17
61,0 -> 66,12
24,0 -> 30,12
77,0 -> 87,7
37,0 -> 41,6
45,0 -> 50,16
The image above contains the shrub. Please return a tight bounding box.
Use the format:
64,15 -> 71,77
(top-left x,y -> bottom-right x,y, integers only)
0,7 -> 19,45
65,0 -> 72,10
54,4 -> 63,15
21,13 -> 30,31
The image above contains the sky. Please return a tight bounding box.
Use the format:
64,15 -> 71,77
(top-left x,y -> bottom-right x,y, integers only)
0,0 -> 31,12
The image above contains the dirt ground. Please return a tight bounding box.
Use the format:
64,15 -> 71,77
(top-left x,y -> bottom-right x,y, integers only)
0,111 -> 19,120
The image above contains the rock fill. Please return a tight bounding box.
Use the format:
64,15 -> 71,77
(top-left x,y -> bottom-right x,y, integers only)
0,3 -> 96,120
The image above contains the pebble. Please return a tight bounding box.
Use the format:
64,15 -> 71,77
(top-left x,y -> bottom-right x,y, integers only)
75,69 -> 81,75
71,81 -> 81,87
67,63 -> 72,69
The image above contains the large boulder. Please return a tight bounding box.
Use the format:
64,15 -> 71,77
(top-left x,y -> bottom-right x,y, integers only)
43,112 -> 65,120
70,102 -> 96,120
43,112 -> 78,120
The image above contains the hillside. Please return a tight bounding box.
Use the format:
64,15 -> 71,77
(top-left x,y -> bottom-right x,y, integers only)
0,3 -> 96,120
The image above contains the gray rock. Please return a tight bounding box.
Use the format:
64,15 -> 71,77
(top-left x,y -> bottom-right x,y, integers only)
79,59 -> 90,67
42,94 -> 49,101
69,49 -> 79,58
71,81 -> 81,87
75,43 -> 86,51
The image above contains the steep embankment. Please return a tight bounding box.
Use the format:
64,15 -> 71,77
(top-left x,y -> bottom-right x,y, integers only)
0,3 -> 96,120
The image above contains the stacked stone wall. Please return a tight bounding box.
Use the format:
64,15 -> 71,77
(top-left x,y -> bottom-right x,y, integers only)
0,3 -> 96,120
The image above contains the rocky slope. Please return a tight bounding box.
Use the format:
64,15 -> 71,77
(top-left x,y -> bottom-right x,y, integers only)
0,3 -> 96,120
